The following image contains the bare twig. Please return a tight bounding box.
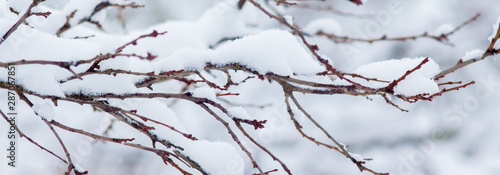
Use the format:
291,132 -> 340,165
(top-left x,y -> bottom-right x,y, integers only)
385,57 -> 429,93
50,120 -> 135,143
283,92 -> 341,151
49,120 -> 191,175
124,110 -> 198,141
77,1 -> 144,31
56,10 -> 77,37
115,30 -> 167,53
317,14 -> 481,45
197,103 -> 265,174
348,0 -> 363,5
0,109 -> 68,164
16,92 -> 79,175
238,0 -> 247,9
298,4 -> 374,19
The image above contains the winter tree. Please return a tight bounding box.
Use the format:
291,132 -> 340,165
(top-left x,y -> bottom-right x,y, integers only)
1,0 -> 499,174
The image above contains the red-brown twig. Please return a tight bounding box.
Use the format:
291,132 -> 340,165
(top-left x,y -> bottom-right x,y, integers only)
197,103 -> 265,175
238,0 -> 247,9
317,14 -> 481,46
76,1 -> 144,32
49,120 -> 190,174
115,30 -> 167,53
200,97 -> 292,175
252,169 -> 279,175
348,0 -> 363,5
297,3 -> 374,19
0,109 -> 68,164
124,110 -> 198,141
56,10 -> 78,37
49,120 -> 135,143
385,57 -> 429,93
216,92 -> 240,96
438,81 -> 462,86
85,30 -> 166,72
16,92 -> 79,175
30,11 -> 51,18
289,91 -> 387,174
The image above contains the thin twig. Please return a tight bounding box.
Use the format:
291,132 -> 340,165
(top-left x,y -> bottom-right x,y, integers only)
49,120 -> 191,175
0,109 -> 68,164
16,92 -> 78,175
298,4 -> 374,19
197,103 -> 265,174
317,14 -> 481,46
385,57 -> 429,93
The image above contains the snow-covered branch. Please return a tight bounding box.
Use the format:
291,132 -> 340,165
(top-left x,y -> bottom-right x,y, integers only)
1,0 -> 498,175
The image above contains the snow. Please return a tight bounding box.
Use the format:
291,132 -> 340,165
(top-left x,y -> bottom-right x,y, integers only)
488,16 -> 500,42
284,15 -> 293,26
134,99 -> 186,132
32,100 -> 56,121
0,24 -> 101,61
6,0 -> 31,13
335,57 -> 440,96
17,65 -> 66,96
434,24 -> 454,34
227,106 -> 252,119
182,140 -> 244,174
154,29 -> 325,76
462,49 -> 483,61
1,1 -> 500,175
303,18 -> 342,35
60,74 -> 142,95
73,164 -> 85,173
350,153 -> 364,161
192,86 -> 217,101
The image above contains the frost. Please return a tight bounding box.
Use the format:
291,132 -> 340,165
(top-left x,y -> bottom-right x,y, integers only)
303,18 -> 342,35
284,15 -> 294,26
32,101 -> 55,121
462,49 -> 483,61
